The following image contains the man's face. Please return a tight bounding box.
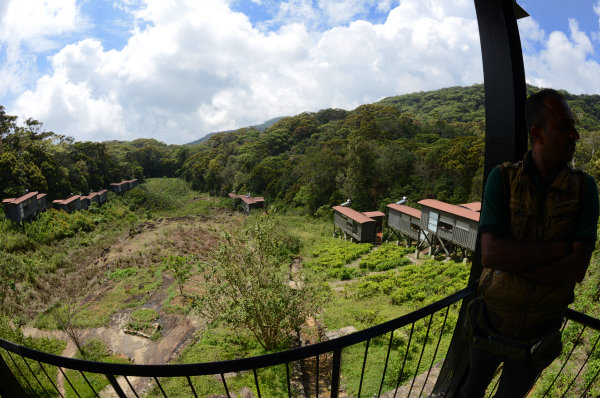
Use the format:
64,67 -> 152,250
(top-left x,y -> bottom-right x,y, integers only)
538,97 -> 580,164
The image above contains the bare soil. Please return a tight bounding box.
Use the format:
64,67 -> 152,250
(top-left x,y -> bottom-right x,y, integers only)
22,211 -> 239,395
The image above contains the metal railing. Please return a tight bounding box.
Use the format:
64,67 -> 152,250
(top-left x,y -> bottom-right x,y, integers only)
1,285 -> 599,397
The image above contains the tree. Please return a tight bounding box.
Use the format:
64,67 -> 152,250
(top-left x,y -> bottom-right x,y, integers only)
195,216 -> 322,350
163,255 -> 193,298
50,299 -> 87,358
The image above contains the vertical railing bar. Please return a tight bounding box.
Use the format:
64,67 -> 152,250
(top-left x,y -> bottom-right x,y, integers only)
316,354 -> 319,398
153,376 -> 167,398
393,322 -> 416,398
561,331 -> 600,398
37,361 -> 64,398
377,329 -> 396,397
221,373 -> 231,398
6,351 -> 36,393
408,314 -> 434,397
419,306 -> 451,398
579,360 -> 600,398
542,325 -> 586,398
286,362 -> 292,398
106,374 -> 127,398
331,349 -> 342,398
21,355 -> 52,398
59,367 -> 82,398
185,375 -> 198,398
357,338 -> 371,398
79,370 -> 100,398
123,375 -> 140,398
253,368 -> 262,398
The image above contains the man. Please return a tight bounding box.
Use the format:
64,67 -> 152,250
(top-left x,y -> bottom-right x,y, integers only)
460,89 -> 599,397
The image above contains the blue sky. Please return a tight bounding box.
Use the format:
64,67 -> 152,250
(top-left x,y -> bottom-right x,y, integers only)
0,0 -> 599,144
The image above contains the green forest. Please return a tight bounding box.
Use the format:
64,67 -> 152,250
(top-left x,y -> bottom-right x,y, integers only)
3,84 -> 600,212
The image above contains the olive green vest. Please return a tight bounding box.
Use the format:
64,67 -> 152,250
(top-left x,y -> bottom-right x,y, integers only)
479,156 -> 583,338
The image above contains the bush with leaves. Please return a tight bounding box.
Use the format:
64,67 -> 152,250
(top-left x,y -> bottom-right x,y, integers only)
358,243 -> 413,271
195,216 -> 323,350
162,255 -> 194,298
307,239 -> 372,270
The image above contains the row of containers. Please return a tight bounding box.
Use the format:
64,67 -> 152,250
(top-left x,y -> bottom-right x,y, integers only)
333,199 -> 481,258
1,179 -> 139,223
226,191 -> 480,258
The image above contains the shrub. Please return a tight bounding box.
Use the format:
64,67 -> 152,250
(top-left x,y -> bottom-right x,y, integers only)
359,243 -> 413,271
195,215 -> 324,351
307,239 -> 372,270
108,267 -> 139,280
131,308 -> 159,323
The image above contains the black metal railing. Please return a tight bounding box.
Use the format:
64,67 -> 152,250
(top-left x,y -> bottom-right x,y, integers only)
1,284 -> 599,398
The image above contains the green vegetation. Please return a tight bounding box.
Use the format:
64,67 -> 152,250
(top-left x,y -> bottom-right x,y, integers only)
162,255 -> 194,298
0,315 -> 66,397
359,243 -> 414,271
64,340 -> 130,398
318,259 -> 468,396
195,216 -> 323,351
131,308 -> 159,323
126,308 -> 161,339
147,326 -> 291,397
306,239 -> 372,279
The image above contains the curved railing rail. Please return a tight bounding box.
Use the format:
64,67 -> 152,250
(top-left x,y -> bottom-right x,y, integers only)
1,285 -> 476,397
1,284 -> 599,398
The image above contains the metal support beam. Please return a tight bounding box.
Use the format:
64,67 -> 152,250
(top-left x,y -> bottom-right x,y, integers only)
433,0 -> 527,396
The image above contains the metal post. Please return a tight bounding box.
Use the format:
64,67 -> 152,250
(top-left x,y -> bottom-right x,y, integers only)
433,0 -> 527,396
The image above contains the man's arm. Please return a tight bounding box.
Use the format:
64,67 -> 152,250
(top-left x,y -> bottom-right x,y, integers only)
517,241 -> 594,284
481,232 -> 569,273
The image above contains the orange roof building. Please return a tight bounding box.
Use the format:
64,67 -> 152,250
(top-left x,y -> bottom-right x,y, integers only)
387,203 -> 422,242
332,206 -> 384,244
417,199 -> 480,251
2,191 -> 42,222
228,193 -> 265,214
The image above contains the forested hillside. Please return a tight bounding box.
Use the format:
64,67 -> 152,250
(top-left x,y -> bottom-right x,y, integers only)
2,84 -> 600,211
178,84 -> 600,212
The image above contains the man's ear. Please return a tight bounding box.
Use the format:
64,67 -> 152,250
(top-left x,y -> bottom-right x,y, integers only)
531,125 -> 544,145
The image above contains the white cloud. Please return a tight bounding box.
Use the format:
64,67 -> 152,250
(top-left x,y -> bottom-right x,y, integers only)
0,0 -> 87,54
316,0 -> 378,25
517,16 -> 545,53
523,16 -> 600,94
10,0 -> 484,144
0,0 -> 88,100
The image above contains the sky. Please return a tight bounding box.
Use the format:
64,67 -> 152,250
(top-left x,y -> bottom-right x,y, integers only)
0,0 -> 599,145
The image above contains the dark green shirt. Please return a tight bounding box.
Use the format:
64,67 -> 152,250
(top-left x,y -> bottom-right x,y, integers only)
480,156 -> 599,245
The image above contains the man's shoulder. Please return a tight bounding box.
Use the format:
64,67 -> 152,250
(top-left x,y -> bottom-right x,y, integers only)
499,160 -> 523,170
496,160 -> 524,182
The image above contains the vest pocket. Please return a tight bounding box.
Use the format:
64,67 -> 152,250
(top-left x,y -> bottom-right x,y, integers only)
509,200 -> 538,240
544,196 -> 578,241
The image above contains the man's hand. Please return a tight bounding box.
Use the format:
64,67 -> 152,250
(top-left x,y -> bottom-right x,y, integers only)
518,241 -> 594,284
481,232 -> 569,272
481,232 -> 594,284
